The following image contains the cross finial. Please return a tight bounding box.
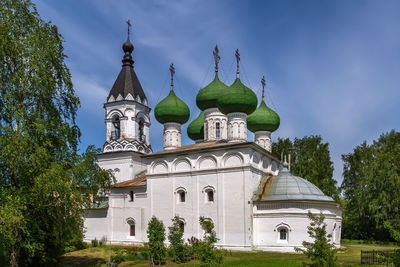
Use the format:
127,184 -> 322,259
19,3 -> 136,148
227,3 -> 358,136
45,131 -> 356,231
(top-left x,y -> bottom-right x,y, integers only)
169,63 -> 175,90
235,49 -> 240,78
126,19 -> 132,40
213,45 -> 220,73
261,76 -> 266,100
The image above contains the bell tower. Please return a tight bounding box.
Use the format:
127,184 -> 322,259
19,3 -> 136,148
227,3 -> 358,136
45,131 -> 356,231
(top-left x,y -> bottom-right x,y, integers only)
103,21 -> 152,154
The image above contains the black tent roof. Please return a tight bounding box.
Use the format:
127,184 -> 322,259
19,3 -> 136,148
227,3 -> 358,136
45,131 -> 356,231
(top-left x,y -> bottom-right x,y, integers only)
107,38 -> 147,102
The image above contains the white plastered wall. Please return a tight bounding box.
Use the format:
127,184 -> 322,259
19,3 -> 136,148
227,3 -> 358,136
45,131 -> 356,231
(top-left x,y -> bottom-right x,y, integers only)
97,151 -> 146,183
252,202 -> 342,252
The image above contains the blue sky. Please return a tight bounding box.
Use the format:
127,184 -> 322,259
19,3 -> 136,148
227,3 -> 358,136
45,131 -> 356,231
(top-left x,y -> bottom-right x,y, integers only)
34,0 -> 400,185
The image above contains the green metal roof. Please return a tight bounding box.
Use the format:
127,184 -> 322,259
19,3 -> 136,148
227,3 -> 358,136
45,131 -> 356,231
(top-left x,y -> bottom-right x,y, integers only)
187,111 -> 204,141
217,78 -> 258,115
247,100 -> 280,133
154,90 -> 190,124
196,73 -> 228,111
253,166 -> 334,202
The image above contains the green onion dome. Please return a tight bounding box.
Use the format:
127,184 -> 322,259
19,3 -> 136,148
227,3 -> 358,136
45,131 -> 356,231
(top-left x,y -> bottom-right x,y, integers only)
154,90 -> 190,124
187,111 -> 204,141
247,100 -> 280,132
217,78 -> 258,115
196,73 -> 228,111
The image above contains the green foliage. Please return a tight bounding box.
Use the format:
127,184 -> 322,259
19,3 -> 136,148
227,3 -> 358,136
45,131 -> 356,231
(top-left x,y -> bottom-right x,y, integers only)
393,250 -> 400,267
272,136 -> 339,201
296,212 -> 338,267
91,238 -> 99,248
0,0 -> 113,266
168,216 -> 191,263
146,216 -> 167,265
98,236 -> 107,247
341,130 -> 400,242
196,216 -> 223,267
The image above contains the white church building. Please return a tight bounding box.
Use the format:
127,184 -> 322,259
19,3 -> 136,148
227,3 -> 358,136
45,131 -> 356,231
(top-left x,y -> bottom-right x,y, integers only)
84,32 -> 342,252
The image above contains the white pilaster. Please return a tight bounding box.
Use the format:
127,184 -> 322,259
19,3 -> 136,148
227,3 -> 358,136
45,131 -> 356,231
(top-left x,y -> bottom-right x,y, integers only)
106,119 -> 112,141
227,112 -> 247,142
164,122 -> 181,150
204,108 -> 227,142
254,131 -> 272,152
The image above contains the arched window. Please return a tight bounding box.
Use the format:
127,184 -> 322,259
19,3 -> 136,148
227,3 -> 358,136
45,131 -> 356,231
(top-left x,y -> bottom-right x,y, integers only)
179,191 -> 185,203
112,116 -> 120,140
279,228 -> 287,241
138,120 -> 144,141
176,188 -> 186,203
206,189 -> 214,202
215,122 -> 220,138
126,218 -> 135,237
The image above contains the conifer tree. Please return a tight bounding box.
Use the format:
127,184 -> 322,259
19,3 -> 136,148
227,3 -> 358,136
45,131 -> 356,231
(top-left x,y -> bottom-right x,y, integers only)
296,212 -> 338,267
168,216 -> 191,263
146,216 -> 167,266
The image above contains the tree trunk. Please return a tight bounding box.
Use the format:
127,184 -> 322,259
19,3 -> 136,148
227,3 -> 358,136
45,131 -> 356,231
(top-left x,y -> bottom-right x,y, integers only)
10,250 -> 18,267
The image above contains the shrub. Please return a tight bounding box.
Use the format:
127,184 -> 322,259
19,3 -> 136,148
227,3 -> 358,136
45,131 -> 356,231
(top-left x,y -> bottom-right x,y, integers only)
196,217 -> 223,267
146,216 -> 167,265
91,238 -> 99,247
391,250 -> 400,267
168,216 -> 192,263
295,211 -> 338,267
188,236 -> 200,259
99,236 -> 107,247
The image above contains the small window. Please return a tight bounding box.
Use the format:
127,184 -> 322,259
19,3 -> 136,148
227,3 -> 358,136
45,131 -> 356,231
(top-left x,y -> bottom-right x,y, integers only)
130,224 -> 135,236
129,191 -> 134,202
112,116 -> 120,140
279,228 -> 287,240
179,191 -> 185,203
138,120 -> 144,141
206,190 -> 214,202
215,122 -> 220,138
127,218 -> 135,237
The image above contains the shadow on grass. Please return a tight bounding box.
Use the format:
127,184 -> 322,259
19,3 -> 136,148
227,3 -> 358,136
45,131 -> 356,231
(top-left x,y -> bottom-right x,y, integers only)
59,255 -> 105,267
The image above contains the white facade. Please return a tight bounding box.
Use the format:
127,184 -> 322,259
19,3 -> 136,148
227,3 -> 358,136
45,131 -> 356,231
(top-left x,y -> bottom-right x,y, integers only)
84,141 -> 342,252
253,201 -> 342,252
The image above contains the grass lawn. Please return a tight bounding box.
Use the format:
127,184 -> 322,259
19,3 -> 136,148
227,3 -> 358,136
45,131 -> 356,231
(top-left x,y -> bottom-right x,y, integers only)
59,244 -> 393,267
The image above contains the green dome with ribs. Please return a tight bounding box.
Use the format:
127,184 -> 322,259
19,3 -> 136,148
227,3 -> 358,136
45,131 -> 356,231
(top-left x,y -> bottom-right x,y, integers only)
154,90 -> 190,124
217,78 -> 258,115
187,111 -> 204,141
247,100 -> 280,132
196,73 -> 228,111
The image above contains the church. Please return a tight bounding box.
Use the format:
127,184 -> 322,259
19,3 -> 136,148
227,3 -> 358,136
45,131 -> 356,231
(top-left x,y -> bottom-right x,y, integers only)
83,30 -> 342,252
